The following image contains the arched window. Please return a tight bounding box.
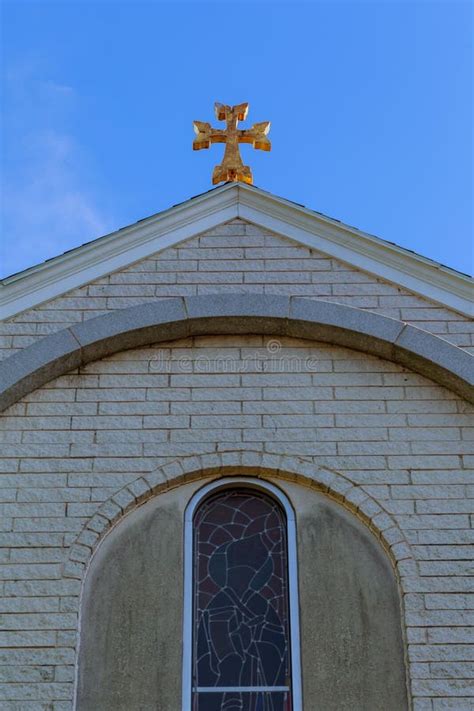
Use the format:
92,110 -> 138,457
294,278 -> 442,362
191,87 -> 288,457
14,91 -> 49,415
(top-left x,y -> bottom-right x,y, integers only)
182,478 -> 303,711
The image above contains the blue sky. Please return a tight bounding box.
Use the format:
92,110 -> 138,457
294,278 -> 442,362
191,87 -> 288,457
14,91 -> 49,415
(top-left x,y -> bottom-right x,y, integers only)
1,0 -> 472,278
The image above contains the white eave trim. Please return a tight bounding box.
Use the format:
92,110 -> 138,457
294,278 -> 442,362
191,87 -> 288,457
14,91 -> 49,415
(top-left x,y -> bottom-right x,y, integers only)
0,185 -> 240,319
237,187 -> 473,317
1,183 -> 472,320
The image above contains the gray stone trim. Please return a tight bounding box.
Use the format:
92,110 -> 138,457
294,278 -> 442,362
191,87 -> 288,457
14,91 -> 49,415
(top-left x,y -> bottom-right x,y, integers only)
1,295 -> 472,411
63,451 -> 417,585
0,328 -> 83,411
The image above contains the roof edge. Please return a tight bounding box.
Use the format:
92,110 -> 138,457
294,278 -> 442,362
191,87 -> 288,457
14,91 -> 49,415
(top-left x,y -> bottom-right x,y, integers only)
1,183 -> 472,320
0,183 -> 239,319
237,185 -> 473,315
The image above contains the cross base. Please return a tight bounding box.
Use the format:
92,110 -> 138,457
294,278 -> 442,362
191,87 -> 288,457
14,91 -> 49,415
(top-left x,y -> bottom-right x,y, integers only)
212,164 -> 253,186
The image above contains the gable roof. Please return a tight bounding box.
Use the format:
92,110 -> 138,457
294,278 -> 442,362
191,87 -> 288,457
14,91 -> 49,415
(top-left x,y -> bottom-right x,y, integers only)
1,183 -> 472,319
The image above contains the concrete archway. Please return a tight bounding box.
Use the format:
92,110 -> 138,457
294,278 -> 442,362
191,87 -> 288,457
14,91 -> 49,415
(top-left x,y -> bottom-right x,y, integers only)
64,451 -> 416,583
71,455 -> 412,710
1,294 -> 472,410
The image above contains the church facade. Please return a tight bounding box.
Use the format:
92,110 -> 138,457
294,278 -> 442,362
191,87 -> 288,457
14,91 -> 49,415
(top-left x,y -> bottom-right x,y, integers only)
0,183 -> 472,710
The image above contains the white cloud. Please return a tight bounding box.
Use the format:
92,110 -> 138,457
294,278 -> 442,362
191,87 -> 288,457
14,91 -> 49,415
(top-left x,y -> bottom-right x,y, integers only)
1,63 -> 112,278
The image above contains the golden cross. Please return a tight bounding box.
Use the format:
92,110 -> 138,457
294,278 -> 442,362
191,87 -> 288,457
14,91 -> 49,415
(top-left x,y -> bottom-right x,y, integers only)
193,102 -> 271,185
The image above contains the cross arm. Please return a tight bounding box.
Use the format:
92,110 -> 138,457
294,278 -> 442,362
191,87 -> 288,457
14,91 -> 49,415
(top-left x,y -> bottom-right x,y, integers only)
215,102 -> 248,121
239,121 -> 271,151
193,121 -> 226,150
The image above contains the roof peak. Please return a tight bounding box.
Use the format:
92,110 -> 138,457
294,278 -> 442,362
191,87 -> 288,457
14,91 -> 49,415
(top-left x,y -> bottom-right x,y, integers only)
1,183 -> 472,319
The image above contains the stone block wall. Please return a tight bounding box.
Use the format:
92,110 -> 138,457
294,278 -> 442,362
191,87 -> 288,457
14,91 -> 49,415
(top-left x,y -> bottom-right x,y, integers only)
0,335 -> 473,709
0,219 -> 472,709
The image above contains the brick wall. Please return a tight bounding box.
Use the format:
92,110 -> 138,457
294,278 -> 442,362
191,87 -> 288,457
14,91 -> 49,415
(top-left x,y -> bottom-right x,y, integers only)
0,334 -> 473,709
1,219 -> 472,361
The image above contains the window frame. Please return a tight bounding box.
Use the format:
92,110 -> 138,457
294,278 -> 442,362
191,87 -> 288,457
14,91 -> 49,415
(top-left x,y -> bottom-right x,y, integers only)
182,477 -> 303,711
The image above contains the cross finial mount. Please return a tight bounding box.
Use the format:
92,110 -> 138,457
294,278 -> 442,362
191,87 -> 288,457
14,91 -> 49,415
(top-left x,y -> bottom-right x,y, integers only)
193,102 -> 271,185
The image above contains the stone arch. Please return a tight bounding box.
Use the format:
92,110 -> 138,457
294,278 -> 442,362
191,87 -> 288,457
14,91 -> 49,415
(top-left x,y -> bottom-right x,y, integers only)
64,451 -> 417,585
1,294 -> 472,411
72,452 -> 413,710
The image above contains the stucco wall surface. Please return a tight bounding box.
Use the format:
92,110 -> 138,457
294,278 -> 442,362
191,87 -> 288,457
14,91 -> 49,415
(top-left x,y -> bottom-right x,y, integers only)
1,219 -> 472,361
76,480 -> 409,711
0,334 -> 473,710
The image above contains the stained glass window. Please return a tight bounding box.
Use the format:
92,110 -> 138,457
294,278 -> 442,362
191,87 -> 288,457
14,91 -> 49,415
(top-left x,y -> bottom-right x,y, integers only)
192,488 -> 293,711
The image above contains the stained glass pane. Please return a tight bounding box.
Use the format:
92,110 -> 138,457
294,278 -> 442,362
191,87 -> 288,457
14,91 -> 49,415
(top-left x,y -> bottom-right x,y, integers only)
192,489 -> 292,711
